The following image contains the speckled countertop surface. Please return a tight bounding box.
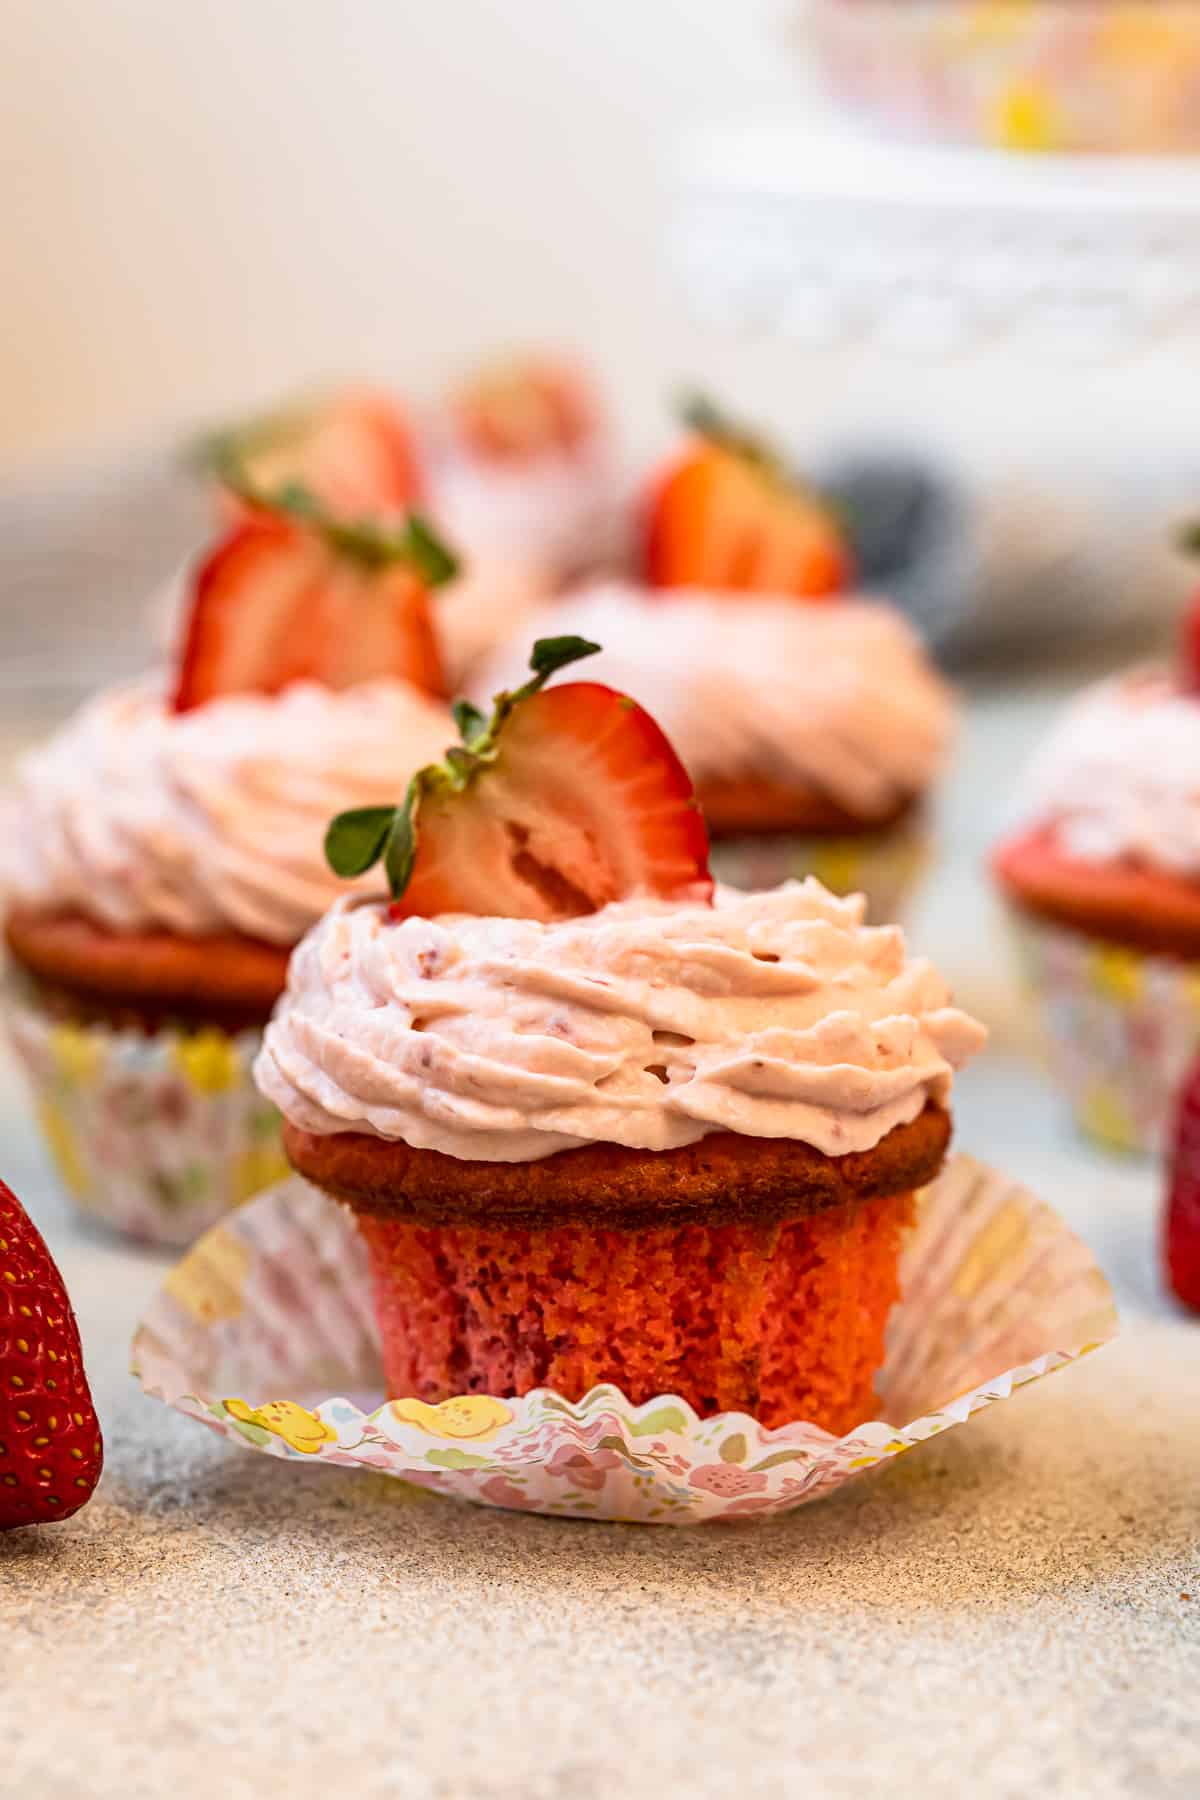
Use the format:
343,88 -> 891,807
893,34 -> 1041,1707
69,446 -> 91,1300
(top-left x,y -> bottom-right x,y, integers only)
1,674 -> 1198,1800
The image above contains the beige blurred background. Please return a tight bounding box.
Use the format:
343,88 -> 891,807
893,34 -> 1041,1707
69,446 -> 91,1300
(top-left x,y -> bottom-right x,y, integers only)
1,0 -> 1194,696
3,0 -> 812,474
5,0 -> 1198,479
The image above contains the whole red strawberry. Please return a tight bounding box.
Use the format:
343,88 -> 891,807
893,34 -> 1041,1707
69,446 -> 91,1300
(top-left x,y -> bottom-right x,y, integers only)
0,1179 -> 103,1528
1165,1057 -> 1200,1313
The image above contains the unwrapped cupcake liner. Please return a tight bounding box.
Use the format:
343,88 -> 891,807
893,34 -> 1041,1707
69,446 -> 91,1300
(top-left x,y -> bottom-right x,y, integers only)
806,1 -> 1200,154
132,1153 -> 1116,1524
1008,911 -> 1200,1156
5,988 -> 288,1246
709,817 -> 930,924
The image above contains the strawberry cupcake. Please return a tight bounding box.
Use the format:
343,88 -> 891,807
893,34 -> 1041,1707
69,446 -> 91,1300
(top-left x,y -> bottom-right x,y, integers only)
473,582 -> 954,923
993,606 -> 1200,1151
2,488 -> 457,1244
426,355 -> 627,591
257,637 -> 984,1433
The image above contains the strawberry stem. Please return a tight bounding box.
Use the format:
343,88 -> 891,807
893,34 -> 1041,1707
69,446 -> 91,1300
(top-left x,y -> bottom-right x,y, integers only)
677,390 -> 834,517
678,389 -> 779,478
219,466 -> 459,586
324,635 -> 600,899
452,698 -> 487,744
189,400 -> 316,479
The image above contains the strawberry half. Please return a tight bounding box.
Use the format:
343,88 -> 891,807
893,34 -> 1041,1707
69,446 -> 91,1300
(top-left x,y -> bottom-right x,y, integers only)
1165,1055 -> 1200,1313
644,394 -> 851,599
0,1179 -> 103,1530
448,355 -> 596,462
173,486 -> 455,712
201,386 -> 424,518
325,636 -> 713,921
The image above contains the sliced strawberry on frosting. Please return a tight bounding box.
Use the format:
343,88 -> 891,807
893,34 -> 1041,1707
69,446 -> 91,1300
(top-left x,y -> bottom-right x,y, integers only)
201,386 -> 423,518
325,637 -> 713,921
644,394 -> 851,599
173,486 -> 456,713
447,355 -> 597,462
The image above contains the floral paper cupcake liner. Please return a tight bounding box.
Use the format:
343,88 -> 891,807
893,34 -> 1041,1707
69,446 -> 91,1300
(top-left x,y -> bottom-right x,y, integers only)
5,989 -> 288,1246
709,817 -> 930,923
131,1153 -> 1116,1525
1007,911 -> 1200,1156
807,1 -> 1200,154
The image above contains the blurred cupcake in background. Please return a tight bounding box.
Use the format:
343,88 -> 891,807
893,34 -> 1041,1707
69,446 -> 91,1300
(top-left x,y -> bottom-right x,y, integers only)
474,397 -> 955,920
426,353 -> 629,594
993,577 -> 1200,1153
2,481 -> 457,1244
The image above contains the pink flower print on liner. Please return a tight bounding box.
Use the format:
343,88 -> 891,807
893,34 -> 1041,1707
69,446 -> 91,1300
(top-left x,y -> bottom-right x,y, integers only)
479,1475 -> 539,1510
688,1463 -> 768,1499
718,1472 -> 823,1517
715,1495 -> 778,1520
544,1445 -> 622,1491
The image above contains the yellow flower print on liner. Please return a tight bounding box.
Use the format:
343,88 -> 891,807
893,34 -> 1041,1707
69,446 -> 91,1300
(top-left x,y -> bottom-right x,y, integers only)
224,1399 -> 337,1454
1182,967 -> 1200,1020
390,1396 -> 514,1440
1089,943 -> 1144,1005
163,1227 -> 249,1325
993,81 -> 1062,153
49,1023 -> 104,1088
37,1098 -> 90,1198
1079,1084 -> 1138,1153
230,1144 -> 290,1208
952,1201 -> 1031,1300
172,1029 -> 243,1096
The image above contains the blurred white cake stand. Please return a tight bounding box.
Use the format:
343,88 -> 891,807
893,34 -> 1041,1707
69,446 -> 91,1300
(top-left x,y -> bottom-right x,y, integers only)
670,123 -> 1200,654
674,123 -> 1200,355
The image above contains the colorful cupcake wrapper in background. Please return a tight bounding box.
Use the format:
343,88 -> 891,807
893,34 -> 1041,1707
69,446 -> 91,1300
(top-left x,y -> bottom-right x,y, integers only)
5,990 -> 288,1247
709,818 -> 930,924
1008,912 -> 1200,1157
132,1154 -> 1116,1525
807,1 -> 1200,154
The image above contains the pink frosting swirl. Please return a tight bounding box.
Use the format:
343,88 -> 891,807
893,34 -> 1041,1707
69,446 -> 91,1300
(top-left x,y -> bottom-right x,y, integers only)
256,880 -> 985,1162
2,678 -> 455,944
1017,669 -> 1200,876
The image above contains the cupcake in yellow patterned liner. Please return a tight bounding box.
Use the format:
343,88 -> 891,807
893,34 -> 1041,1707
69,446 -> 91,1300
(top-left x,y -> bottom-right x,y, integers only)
471,583 -> 953,921
1005,914 -> 1200,1156
808,2 -> 1200,154
131,1154 -> 1117,1523
6,998 -> 287,1247
0,478 -> 463,1243
993,666 -> 1200,1154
